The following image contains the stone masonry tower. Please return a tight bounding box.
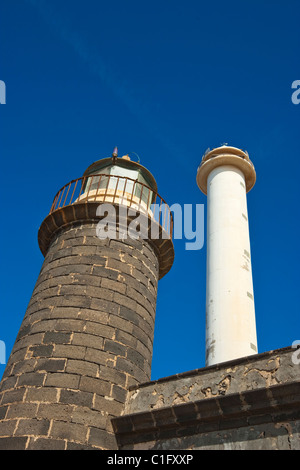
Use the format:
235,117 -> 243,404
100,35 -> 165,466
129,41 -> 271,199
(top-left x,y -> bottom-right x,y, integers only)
197,145 -> 257,367
0,149 -> 174,450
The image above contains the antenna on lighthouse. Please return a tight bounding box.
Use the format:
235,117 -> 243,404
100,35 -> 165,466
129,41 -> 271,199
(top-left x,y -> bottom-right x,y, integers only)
112,146 -> 118,163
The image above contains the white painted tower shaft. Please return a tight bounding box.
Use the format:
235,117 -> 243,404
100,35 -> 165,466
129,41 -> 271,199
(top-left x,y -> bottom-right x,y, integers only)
197,146 -> 258,366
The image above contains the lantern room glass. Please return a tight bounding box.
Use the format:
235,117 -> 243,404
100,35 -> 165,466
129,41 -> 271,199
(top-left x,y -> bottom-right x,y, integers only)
83,164 -> 154,208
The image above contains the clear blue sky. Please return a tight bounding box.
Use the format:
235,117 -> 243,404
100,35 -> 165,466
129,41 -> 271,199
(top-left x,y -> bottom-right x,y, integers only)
0,0 -> 299,381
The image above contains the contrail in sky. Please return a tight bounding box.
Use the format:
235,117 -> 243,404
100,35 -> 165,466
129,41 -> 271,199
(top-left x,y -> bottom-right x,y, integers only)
24,0 -> 189,170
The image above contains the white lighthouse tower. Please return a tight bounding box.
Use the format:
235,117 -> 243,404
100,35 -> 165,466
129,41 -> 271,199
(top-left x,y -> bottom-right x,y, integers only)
197,145 -> 258,366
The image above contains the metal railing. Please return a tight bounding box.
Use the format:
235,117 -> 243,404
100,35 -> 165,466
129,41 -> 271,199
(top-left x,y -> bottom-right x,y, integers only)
49,174 -> 173,239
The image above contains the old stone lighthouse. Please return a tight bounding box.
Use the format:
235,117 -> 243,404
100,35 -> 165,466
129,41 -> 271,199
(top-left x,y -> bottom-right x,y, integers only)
0,146 -> 298,450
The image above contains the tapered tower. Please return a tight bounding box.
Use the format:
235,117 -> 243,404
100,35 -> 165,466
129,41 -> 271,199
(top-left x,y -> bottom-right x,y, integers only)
0,150 -> 174,450
197,145 -> 257,366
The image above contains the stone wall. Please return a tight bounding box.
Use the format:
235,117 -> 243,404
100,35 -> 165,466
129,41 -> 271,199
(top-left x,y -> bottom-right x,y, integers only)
113,347 -> 300,450
0,220 -> 159,450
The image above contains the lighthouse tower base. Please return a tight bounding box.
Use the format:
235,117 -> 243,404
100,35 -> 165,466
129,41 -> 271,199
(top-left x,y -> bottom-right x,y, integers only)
0,214 -> 163,450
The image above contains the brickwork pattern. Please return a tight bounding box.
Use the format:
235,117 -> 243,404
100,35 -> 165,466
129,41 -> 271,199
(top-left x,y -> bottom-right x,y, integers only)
0,221 -> 159,450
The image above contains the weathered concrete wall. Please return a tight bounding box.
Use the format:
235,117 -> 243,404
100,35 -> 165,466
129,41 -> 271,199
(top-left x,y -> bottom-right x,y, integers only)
113,347 -> 300,450
0,220 -> 159,450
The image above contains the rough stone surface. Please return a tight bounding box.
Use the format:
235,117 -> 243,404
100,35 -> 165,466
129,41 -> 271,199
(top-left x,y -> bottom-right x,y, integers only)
123,347 -> 298,412
113,347 -> 300,450
0,220 -> 159,450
